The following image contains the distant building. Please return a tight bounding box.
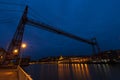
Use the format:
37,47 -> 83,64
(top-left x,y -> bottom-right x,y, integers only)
0,48 -> 6,64
93,49 -> 120,61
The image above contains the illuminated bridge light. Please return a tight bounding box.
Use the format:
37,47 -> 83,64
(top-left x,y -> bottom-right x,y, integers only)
13,49 -> 18,55
21,43 -> 27,49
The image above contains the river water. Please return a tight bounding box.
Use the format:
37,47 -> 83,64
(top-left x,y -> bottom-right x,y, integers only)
24,64 -> 120,80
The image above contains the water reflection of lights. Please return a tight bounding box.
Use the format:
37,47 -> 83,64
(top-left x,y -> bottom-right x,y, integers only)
81,64 -> 91,80
98,64 -> 103,73
58,64 -> 64,80
71,64 -> 91,80
84,64 -> 91,80
58,64 -> 71,80
80,64 -> 86,79
58,64 -> 91,80
26,64 -> 116,80
93,64 -> 111,79
102,64 -> 111,76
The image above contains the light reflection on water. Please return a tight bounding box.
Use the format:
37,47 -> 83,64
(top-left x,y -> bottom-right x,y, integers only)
24,64 -> 120,80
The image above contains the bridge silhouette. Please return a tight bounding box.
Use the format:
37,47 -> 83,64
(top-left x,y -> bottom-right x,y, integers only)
2,5 -> 100,61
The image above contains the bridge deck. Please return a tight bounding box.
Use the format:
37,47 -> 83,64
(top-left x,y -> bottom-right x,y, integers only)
0,68 -> 18,80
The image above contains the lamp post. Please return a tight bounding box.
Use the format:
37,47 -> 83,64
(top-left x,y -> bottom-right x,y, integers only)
19,43 -> 27,65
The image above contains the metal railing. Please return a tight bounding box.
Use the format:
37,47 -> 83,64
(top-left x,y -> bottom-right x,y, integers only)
17,66 -> 32,80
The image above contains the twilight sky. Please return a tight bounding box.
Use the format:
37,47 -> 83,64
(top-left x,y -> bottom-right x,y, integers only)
0,0 -> 120,60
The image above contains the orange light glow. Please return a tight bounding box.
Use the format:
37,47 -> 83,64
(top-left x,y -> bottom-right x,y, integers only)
13,49 -> 18,55
21,43 -> 27,48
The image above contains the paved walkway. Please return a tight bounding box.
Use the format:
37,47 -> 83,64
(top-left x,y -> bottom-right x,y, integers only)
0,68 -> 18,80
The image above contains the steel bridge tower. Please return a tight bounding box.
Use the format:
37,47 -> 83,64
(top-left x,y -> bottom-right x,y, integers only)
6,6 -> 28,59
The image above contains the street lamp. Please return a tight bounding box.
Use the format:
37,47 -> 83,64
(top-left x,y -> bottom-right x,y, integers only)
13,49 -> 19,55
21,43 -> 27,49
19,43 -> 27,65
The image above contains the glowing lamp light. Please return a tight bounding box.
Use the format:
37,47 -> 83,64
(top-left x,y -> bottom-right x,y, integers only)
0,56 -> 3,59
21,43 -> 27,49
13,49 -> 18,53
13,49 -> 18,55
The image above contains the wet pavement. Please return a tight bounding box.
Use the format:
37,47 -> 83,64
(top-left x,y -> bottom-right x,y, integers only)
0,68 -> 18,80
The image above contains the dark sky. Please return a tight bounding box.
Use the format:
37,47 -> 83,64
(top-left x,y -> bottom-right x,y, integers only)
0,0 -> 120,60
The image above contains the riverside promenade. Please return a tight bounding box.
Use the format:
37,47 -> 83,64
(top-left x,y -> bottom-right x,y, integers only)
0,68 -> 18,80
0,66 -> 32,80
